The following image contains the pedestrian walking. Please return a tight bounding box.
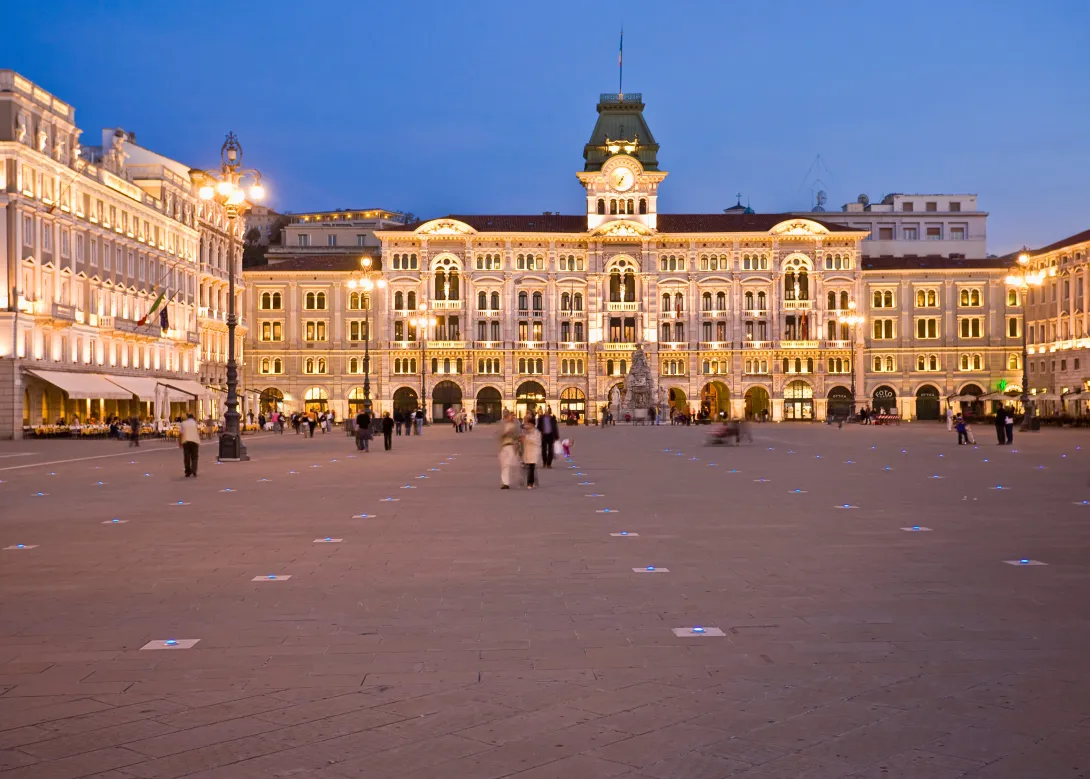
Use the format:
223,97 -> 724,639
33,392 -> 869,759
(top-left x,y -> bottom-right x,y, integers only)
521,419 -> 542,489
394,410 -> 403,436
308,412 -> 318,438
1005,405 -> 1015,445
179,413 -> 200,477
129,416 -> 141,447
498,411 -> 520,489
994,406 -> 1007,445
414,408 -> 424,435
955,414 -> 969,445
382,412 -> 394,450
355,409 -> 372,451
945,405 -> 953,431
537,406 -> 558,468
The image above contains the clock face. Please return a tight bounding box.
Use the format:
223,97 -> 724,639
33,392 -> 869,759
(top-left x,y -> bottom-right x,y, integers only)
610,166 -> 635,192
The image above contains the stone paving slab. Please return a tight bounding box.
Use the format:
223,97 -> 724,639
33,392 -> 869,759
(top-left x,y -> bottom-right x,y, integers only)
0,424 -> 1089,777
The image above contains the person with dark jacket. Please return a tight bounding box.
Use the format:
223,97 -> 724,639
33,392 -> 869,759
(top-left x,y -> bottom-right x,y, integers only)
537,407 -> 559,468
355,410 -> 373,451
994,406 -> 1007,445
394,410 -> 404,436
382,412 -> 394,450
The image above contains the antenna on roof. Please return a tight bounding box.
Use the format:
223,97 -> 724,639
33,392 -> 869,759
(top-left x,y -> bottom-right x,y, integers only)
618,27 -> 624,98
795,154 -> 837,210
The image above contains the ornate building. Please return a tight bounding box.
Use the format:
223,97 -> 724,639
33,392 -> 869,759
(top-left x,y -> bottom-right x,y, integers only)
246,92 -> 1021,422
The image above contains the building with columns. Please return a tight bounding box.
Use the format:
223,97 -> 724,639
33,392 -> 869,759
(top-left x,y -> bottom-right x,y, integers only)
245,92 -> 1021,423
1019,228 -> 1090,414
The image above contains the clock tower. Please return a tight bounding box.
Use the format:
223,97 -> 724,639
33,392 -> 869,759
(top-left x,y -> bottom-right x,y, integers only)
578,92 -> 667,231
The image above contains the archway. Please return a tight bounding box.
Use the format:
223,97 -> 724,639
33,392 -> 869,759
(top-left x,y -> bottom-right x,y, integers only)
667,387 -> 687,418
744,386 -> 771,420
431,380 -> 462,422
560,387 -> 585,423
827,386 -> 852,420
304,387 -> 328,414
872,385 -> 897,414
783,380 -> 813,421
347,387 -> 367,416
515,381 -> 546,421
957,383 -> 984,418
915,385 -> 940,421
700,381 -> 730,421
393,386 -> 419,416
259,387 -> 283,415
475,386 -> 502,423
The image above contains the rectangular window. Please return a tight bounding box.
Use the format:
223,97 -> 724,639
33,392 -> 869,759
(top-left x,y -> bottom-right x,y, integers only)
925,201 -> 937,212
878,227 -> 894,240
348,321 -> 368,341
60,230 -> 70,257
903,227 -> 918,241
260,322 -> 283,341
902,202 -> 914,212
926,226 -> 942,240
356,234 -> 366,246
298,234 -> 310,247
519,321 -> 529,341
950,226 -> 965,240
574,322 -> 584,341
958,317 -> 982,338
949,202 -> 961,212
916,318 -> 939,339
42,227 -> 52,253
304,321 -> 327,341
327,234 -> 337,247
23,215 -> 33,245
873,319 -> 894,339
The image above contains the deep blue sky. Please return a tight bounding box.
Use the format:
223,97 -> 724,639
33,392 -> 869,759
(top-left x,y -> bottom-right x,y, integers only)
9,0 -> 1089,255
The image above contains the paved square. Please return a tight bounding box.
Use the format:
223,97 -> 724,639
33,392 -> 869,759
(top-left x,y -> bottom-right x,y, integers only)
0,424 -> 1088,778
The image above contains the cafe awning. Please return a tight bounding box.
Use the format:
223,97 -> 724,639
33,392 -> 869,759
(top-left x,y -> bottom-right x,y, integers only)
159,380 -> 208,400
25,369 -> 134,400
105,376 -> 201,402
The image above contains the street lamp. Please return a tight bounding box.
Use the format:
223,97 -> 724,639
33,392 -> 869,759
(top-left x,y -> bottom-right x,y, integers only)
837,300 -> 864,420
194,132 -> 263,462
346,256 -> 386,413
410,304 -> 437,422
1006,251 -> 1045,430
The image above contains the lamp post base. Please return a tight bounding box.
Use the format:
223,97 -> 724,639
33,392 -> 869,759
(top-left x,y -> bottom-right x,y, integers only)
217,432 -> 249,462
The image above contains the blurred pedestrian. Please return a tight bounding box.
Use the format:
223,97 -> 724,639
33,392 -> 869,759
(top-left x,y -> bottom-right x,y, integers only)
382,411 -> 394,450
179,413 -> 200,477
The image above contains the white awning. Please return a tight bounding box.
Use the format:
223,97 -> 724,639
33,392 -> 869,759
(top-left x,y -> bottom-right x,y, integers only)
104,376 -> 199,402
25,369 -> 133,400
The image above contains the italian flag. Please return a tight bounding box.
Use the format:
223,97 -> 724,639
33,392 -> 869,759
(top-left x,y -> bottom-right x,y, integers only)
137,290 -> 167,327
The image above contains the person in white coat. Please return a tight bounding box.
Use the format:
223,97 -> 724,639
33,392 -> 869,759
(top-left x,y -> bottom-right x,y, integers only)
945,405 -> 953,431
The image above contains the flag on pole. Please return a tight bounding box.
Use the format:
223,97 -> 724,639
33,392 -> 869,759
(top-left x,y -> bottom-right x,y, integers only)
618,28 -> 624,96
137,290 -> 167,327
159,306 -> 169,331
619,29 -> 623,68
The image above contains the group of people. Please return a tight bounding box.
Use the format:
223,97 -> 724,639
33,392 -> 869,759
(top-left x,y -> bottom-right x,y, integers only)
352,409 -> 397,452
393,409 -> 425,436
498,406 -> 570,489
446,407 -> 474,432
949,405 -> 1017,446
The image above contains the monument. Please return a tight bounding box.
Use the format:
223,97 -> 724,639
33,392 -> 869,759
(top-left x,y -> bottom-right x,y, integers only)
613,344 -> 656,422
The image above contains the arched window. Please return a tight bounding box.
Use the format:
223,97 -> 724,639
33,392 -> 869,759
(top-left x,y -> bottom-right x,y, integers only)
639,198 -> 647,214
316,292 -> 326,309
971,289 -> 981,306
261,292 -> 271,309
574,293 -> 583,311
1008,354 -> 1019,369
562,292 -> 571,311
661,323 -> 671,341
270,292 -> 281,309
669,257 -> 677,271
305,291 -> 316,309
828,291 -> 836,309
757,291 -> 767,310
431,357 -> 438,374
928,355 -> 937,371
744,291 -> 753,310
597,199 -> 605,215
261,358 -> 270,373
873,356 -> 882,372
443,358 -> 451,373
434,271 -> 446,299
873,290 -> 882,308
715,291 -> 726,311
477,359 -> 484,373
972,354 -> 982,370
490,291 -> 500,310
703,292 -> 713,310
960,289 -> 969,306
305,358 -> 314,373
532,292 -> 542,311
916,290 -> 925,307
318,358 -> 327,373
578,359 -> 584,373
407,291 -> 417,310
478,291 -> 487,310
1007,289 -> 1018,306
610,199 -> 618,215
885,356 -> 894,371
674,292 -> 684,312
394,291 -> 404,309
536,358 -> 543,373
674,322 -> 684,341
606,359 -> 614,375
623,271 -> 635,302
1009,317 -> 1019,337
411,358 -> 417,373
662,293 -> 671,312
917,355 -> 925,371
620,360 -> 627,375
882,291 -> 892,307
794,358 -> 802,373
349,357 -> 358,373
627,199 -> 634,213
807,358 -> 814,373
518,291 -> 528,311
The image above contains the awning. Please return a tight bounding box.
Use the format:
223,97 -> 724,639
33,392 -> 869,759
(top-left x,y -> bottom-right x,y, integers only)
104,376 -> 200,403
980,391 -> 1019,401
948,394 -> 983,403
1029,392 -> 1062,401
25,369 -> 133,400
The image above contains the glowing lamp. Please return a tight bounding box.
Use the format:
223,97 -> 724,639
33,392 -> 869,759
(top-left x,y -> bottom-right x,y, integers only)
216,181 -> 234,196
199,185 -> 215,200
249,184 -> 265,201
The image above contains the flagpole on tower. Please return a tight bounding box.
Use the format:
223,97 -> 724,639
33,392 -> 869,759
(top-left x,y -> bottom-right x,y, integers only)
618,27 -> 624,98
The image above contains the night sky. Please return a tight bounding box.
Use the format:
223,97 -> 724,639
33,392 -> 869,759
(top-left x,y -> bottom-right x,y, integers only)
9,0 -> 1088,254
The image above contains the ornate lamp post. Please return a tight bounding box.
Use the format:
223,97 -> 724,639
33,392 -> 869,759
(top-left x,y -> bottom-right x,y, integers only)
410,305 -> 436,422
1006,252 -> 1045,430
837,300 -> 864,419
346,256 -> 386,413
194,132 -> 263,462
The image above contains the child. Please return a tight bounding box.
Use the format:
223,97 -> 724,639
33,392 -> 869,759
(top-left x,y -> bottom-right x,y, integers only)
561,437 -> 572,457
955,414 -> 969,445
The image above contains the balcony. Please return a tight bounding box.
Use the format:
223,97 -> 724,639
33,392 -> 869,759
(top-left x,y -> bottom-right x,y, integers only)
516,341 -> 548,350
475,309 -> 500,317
780,340 -> 820,349
743,308 -> 769,318
96,316 -> 114,329
51,303 -> 76,322
186,332 -> 200,345
558,341 -> 587,350
659,341 -> 689,350
601,342 -> 637,351
783,299 -> 812,310
699,342 -> 732,350
825,340 -> 853,349
700,310 -> 727,318
432,300 -> 462,310
389,340 -> 417,349
428,340 -> 466,350
474,340 -> 504,349
742,340 -> 771,349
607,301 -> 639,312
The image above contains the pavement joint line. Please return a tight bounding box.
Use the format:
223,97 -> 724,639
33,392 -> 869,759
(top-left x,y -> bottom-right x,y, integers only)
0,438 -> 226,472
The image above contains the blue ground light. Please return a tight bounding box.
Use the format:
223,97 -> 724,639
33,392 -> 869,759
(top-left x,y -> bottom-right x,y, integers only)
1020,559 -> 1030,565
324,537 -> 332,541
646,565 -> 656,571
165,639 -> 178,646
620,531 -> 629,536
111,519 -> 120,523
16,544 -> 25,548
913,526 -> 921,531
692,626 -> 705,633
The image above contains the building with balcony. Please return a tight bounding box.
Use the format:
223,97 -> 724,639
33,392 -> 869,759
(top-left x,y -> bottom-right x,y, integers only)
0,72 -> 212,438
244,91 -> 1019,423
